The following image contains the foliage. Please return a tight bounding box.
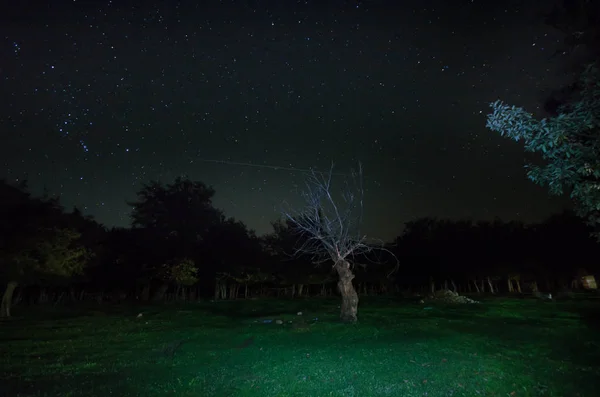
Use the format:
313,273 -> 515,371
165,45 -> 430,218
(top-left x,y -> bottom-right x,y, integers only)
202,217 -> 265,273
167,258 -> 198,286
544,0 -> 600,61
129,177 -> 223,243
0,180 -> 91,284
128,177 -> 242,285
486,63 -> 600,236
3,227 -> 90,284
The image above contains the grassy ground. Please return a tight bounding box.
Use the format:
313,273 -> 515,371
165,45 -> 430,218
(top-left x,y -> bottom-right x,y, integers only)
1,295 -> 600,397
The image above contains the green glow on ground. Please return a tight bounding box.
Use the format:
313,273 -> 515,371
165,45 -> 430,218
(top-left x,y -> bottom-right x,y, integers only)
1,296 -> 599,396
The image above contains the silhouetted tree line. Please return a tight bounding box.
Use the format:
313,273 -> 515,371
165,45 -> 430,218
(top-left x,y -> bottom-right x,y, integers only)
1,176 -> 598,317
391,214 -> 599,295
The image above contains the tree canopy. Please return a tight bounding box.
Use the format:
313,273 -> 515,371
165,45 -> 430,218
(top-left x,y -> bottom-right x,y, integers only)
486,63 -> 600,236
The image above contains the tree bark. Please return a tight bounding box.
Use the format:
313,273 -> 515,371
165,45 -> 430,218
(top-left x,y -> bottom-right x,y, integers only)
334,260 -> 358,323
1,281 -> 18,318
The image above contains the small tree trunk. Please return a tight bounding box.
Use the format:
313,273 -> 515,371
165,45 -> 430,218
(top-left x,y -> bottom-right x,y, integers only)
12,286 -> 23,307
54,292 -> 65,306
153,284 -> 169,301
1,281 -> 18,318
140,285 -> 150,301
487,276 -> 495,294
516,280 -> 522,293
229,284 -> 238,300
39,288 -> 48,304
334,260 -> 359,323
69,288 -> 78,303
508,278 -> 513,293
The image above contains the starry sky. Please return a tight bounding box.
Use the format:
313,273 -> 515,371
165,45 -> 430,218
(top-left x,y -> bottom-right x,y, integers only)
1,0 -> 574,240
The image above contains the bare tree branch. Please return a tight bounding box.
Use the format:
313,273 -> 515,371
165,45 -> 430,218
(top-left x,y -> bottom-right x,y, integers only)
283,162 -> 399,276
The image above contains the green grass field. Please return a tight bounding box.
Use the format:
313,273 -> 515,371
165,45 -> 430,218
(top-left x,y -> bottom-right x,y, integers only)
1,296 -> 600,396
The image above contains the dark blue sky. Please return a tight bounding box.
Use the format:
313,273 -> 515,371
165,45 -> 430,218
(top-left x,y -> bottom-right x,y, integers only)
1,0 -> 572,239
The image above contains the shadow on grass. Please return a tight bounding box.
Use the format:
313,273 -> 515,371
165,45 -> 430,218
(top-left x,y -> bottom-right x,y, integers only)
578,306 -> 600,331
198,297 -> 340,319
2,369 -> 137,397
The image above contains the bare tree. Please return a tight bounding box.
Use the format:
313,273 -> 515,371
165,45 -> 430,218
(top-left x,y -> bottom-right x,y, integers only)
283,163 -> 398,323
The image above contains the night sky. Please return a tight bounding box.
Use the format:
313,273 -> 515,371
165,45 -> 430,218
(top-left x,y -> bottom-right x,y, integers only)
1,1 -> 574,240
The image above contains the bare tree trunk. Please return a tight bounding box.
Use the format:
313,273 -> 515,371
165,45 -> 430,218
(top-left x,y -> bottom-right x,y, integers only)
12,286 -> 23,307
1,281 -> 18,318
54,292 -> 65,306
508,278 -> 513,293
153,284 -> 169,301
334,260 -> 358,323
39,288 -> 48,304
229,284 -> 238,300
450,279 -> 457,293
516,280 -> 522,293
69,287 -> 78,303
140,285 -> 150,301
298,284 -> 304,297
487,276 -> 495,294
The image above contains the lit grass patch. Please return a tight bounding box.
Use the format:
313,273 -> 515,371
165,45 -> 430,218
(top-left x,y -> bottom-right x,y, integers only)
1,297 -> 599,396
